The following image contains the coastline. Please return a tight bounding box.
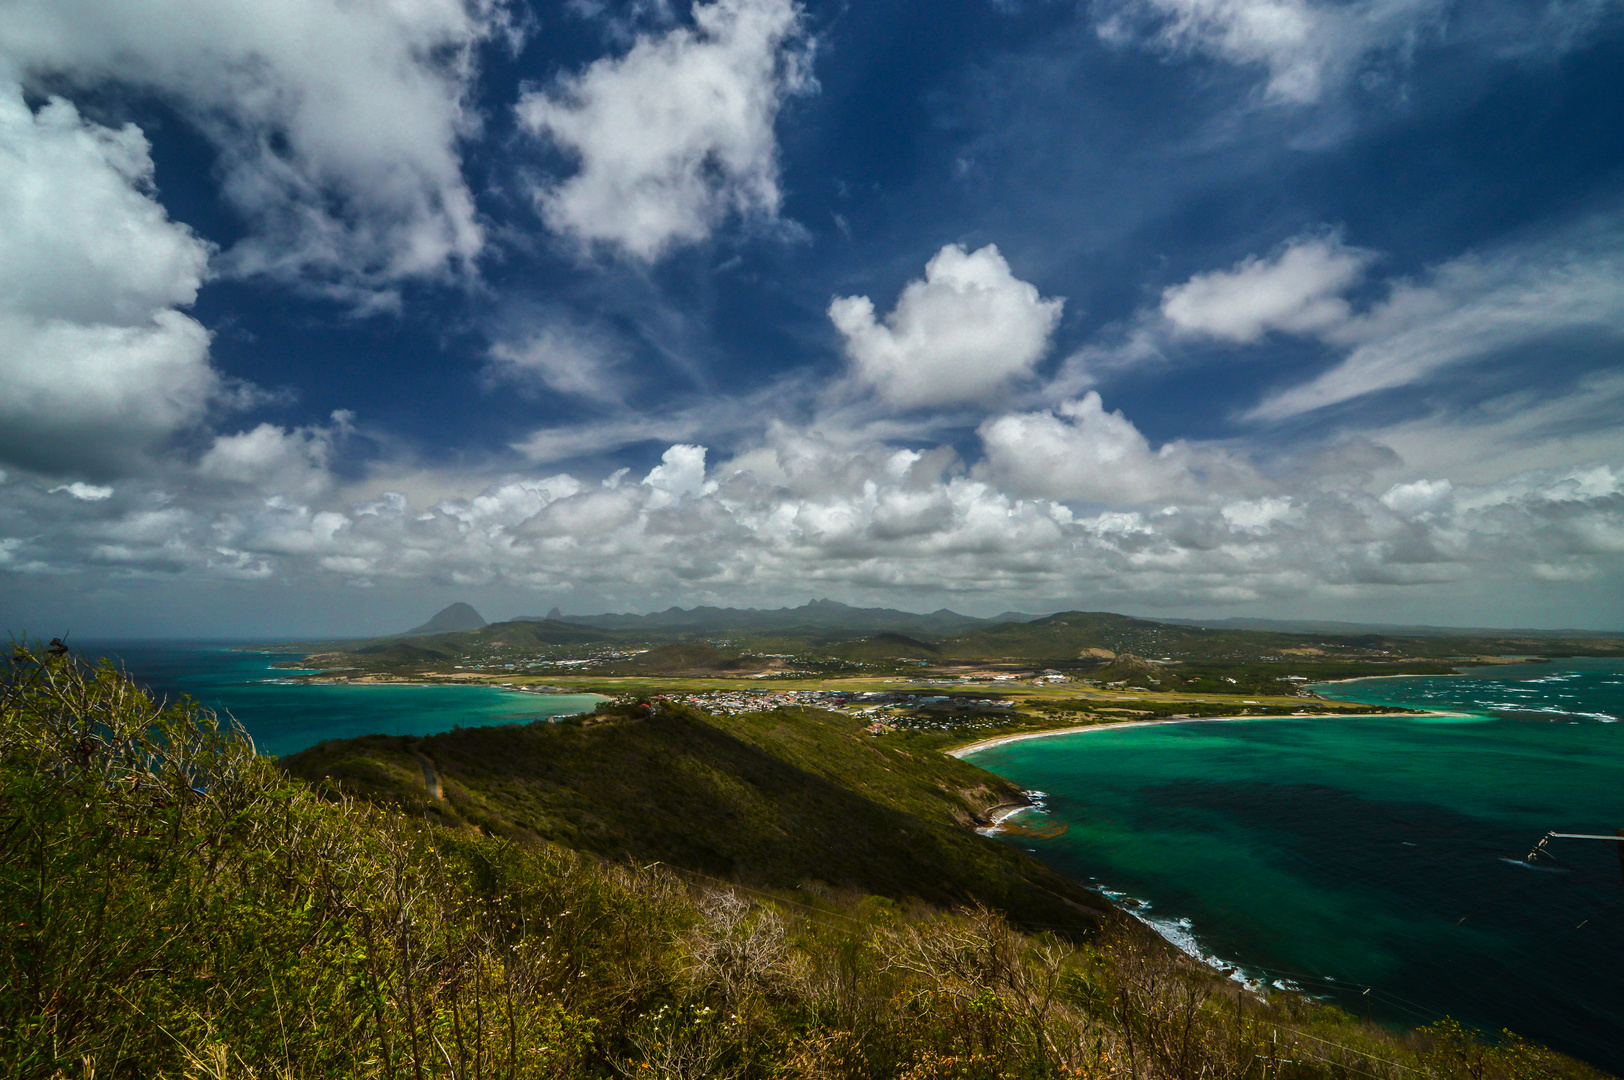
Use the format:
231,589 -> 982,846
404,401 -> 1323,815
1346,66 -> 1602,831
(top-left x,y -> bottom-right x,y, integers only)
950,704 -> 1502,1013
293,674 -> 601,698
947,710 -> 1473,758
1312,672 -> 1467,684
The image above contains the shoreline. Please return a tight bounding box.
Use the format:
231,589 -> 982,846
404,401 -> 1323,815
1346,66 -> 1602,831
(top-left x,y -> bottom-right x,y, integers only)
1311,672 -> 1467,685
947,710 -> 1474,758
289,674 -> 603,698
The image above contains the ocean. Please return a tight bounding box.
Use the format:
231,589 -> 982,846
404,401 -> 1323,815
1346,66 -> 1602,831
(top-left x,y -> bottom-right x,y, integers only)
76,640 -> 605,758
964,659 -> 1624,1073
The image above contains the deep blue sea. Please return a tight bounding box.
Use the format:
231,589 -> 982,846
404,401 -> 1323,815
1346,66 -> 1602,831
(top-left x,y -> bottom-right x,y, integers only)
78,641 -> 604,758
965,660 -> 1624,1074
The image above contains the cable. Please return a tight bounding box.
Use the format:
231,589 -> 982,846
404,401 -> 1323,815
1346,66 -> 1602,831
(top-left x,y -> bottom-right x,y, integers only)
1469,895 -> 1624,995
1282,1029 -> 1423,1073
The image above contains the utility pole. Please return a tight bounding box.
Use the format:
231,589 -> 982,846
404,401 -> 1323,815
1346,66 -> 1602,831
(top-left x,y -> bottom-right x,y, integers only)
1524,829 -> 1624,892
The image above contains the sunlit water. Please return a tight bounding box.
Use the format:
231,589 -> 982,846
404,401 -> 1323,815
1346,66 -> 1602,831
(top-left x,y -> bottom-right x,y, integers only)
964,659 -> 1624,1073
77,641 -> 604,758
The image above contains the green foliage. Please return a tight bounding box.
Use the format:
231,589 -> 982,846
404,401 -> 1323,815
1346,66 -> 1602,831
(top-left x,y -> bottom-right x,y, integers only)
600,642 -> 758,674
1,645 -> 1608,1079
285,702 -> 1110,933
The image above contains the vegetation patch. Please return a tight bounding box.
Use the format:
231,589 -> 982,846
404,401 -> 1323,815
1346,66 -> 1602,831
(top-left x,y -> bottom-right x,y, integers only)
2,644 -> 1606,1079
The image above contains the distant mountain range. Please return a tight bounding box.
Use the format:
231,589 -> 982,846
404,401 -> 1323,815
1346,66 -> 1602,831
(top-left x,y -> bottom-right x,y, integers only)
392,600 -> 1619,645
511,598 -> 1042,639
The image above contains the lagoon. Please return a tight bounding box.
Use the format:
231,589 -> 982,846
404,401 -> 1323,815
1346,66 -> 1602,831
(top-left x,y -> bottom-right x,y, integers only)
80,640 -> 604,758
964,660 -> 1624,1072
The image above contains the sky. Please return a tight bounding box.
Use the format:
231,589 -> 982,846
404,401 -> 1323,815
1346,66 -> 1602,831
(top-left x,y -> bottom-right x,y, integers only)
2,0 -> 1623,638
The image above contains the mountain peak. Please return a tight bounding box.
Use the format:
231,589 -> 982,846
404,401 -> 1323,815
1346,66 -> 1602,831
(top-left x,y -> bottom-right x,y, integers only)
404,602 -> 486,636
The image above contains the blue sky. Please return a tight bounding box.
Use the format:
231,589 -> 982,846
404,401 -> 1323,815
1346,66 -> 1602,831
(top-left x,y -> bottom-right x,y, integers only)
2,0 -> 1622,637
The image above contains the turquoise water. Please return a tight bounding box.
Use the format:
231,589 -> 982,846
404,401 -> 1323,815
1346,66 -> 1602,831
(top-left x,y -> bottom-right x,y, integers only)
965,659 -> 1624,1073
80,641 -> 605,758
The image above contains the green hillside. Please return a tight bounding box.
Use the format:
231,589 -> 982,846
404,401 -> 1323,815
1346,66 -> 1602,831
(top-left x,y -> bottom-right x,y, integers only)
600,641 -> 762,675
832,607 -> 1624,666
825,632 -> 943,662
2,643 -> 1608,1080
282,698 -> 1111,931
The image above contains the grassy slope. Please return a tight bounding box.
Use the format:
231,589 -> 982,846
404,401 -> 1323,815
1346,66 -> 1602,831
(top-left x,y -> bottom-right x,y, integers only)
283,701 -> 1115,934
938,611 -> 1624,664
825,632 -> 942,661
600,641 -> 762,674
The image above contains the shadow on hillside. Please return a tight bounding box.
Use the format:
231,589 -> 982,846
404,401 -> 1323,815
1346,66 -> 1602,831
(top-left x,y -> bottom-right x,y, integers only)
288,706 -> 1113,936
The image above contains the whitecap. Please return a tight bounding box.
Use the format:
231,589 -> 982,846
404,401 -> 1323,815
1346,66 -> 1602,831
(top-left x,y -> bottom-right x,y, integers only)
1090,884 -> 1291,993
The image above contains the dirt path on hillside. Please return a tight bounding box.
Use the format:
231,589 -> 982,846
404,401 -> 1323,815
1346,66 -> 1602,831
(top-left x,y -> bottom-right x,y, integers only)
407,745 -> 443,800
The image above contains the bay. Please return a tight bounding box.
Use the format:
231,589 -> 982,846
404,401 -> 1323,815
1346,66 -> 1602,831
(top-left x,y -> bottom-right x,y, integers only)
77,640 -> 605,758
963,659 -> 1624,1073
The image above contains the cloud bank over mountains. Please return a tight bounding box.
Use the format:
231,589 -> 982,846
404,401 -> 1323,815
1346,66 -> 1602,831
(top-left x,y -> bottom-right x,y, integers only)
5,410 -> 1618,625
1,0 -> 1621,633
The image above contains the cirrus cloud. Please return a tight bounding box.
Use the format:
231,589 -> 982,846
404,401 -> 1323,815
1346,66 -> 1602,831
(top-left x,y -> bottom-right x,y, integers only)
1094,0 -> 1447,104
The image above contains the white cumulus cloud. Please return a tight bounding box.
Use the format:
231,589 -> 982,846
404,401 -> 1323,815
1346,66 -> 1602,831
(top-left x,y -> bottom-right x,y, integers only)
3,424 -> 1622,626
1221,495 -> 1299,532
1161,233 -> 1371,343
518,0 -> 812,261
0,0 -> 510,294
0,86 -> 218,476
1379,478 -> 1452,517
977,392 -> 1214,505
830,243 -> 1063,409
643,444 -> 714,498
199,411 -> 352,499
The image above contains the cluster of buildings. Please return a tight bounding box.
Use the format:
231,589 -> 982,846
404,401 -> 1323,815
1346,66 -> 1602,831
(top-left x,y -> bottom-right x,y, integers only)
644,688 -> 1018,722
650,688 -> 865,715
451,649 -> 646,672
